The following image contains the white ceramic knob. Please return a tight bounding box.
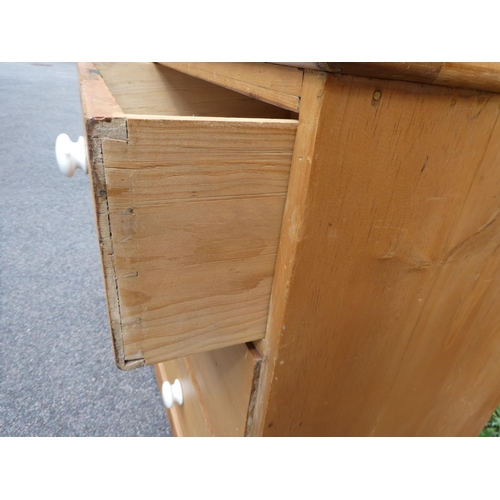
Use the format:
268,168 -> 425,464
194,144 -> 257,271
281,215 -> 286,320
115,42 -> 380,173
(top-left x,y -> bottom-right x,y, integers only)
55,133 -> 88,177
162,379 -> 183,409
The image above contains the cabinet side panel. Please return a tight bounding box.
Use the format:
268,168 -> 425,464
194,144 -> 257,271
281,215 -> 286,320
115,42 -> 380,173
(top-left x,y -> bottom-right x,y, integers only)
259,74 -> 500,436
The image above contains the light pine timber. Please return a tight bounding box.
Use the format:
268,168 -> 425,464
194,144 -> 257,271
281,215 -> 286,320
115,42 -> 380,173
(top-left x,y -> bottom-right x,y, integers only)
155,357 -> 212,436
155,343 -> 261,436
78,62 -> 143,370
102,115 -> 298,365
158,62 -> 303,112
251,70 -> 327,435
79,62 -> 298,369
252,71 -> 500,436
275,62 -> 500,94
93,62 -> 295,119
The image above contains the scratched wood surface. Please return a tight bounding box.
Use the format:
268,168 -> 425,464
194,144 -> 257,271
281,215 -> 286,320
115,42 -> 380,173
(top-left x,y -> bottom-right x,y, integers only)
253,71 -> 500,436
102,116 -> 298,365
159,62 -> 303,112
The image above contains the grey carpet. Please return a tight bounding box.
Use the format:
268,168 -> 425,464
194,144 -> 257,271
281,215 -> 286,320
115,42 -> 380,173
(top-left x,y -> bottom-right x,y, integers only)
0,62 -> 171,436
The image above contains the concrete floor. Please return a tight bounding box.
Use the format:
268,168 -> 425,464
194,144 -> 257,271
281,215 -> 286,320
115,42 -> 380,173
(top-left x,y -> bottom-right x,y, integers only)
0,62 -> 171,436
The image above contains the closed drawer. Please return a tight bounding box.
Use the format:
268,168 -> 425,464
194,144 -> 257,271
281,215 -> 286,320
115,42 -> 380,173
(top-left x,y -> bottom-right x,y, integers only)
78,62 -> 298,370
155,342 -> 262,436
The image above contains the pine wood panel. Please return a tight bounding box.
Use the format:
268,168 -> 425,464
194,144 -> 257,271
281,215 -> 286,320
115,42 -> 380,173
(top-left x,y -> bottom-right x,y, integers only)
184,343 -> 261,436
154,344 -> 261,437
252,70 -> 327,434
254,72 -> 500,436
159,62 -> 303,112
155,357 -> 212,436
93,62 -> 294,119
78,62 -> 143,370
155,343 -> 261,436
79,62 -> 298,369
275,62 -> 500,94
101,116 -> 298,365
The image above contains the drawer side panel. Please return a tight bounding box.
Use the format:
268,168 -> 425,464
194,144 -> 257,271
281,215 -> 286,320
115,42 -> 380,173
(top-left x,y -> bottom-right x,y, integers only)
102,116 -> 298,365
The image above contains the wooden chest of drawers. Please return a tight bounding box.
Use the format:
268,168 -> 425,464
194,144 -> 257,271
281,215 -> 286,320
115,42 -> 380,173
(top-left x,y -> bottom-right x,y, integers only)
79,62 -> 500,436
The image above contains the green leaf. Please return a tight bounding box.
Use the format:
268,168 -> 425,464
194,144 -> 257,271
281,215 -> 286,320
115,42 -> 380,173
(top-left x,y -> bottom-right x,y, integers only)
480,403 -> 500,436
480,428 -> 496,437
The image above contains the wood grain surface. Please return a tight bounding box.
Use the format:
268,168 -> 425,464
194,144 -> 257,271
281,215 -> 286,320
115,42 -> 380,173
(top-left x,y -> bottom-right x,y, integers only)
184,342 -> 261,436
159,62 -> 304,112
275,62 -> 500,94
102,115 -> 298,365
94,63 -> 295,119
155,342 -> 261,436
254,71 -> 500,436
252,70 -> 327,434
155,356 -> 212,436
79,62 -> 298,369
78,62 -> 143,370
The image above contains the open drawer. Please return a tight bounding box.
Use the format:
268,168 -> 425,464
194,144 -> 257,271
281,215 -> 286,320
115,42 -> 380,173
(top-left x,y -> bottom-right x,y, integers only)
79,63 -> 298,370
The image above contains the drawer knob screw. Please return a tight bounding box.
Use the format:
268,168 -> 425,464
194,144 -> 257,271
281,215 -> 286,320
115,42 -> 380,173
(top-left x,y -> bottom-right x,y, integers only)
162,379 -> 183,408
55,133 -> 88,177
